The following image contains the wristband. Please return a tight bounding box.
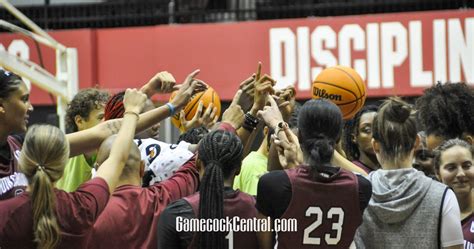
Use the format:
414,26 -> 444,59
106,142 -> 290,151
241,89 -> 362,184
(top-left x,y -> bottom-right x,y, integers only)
218,122 -> 237,134
123,111 -> 140,120
243,112 -> 259,131
165,103 -> 176,116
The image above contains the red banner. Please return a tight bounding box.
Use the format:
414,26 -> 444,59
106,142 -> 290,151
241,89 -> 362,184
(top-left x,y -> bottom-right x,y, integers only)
0,9 -> 473,104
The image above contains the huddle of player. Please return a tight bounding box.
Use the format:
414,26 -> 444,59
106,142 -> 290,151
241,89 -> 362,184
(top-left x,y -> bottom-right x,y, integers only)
0,66 -> 473,249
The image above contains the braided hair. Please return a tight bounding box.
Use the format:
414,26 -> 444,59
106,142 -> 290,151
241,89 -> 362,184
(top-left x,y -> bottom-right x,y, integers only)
0,69 -> 22,99
298,99 -> 343,178
342,105 -> 378,161
416,82 -> 474,139
197,130 -> 243,249
177,126 -> 209,144
104,91 -> 126,120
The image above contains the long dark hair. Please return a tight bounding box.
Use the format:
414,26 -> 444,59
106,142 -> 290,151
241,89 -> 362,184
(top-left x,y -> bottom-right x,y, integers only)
298,99 -> 343,177
343,105 -> 378,161
197,130 -> 243,249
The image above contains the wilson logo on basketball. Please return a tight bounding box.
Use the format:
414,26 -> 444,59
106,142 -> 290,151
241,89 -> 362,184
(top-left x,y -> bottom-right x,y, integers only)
313,88 -> 342,101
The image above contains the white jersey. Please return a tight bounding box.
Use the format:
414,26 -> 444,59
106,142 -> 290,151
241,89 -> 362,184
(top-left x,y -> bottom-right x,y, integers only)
134,138 -> 194,186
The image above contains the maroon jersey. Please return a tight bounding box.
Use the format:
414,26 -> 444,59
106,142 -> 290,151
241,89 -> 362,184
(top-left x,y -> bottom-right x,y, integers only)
0,178 -> 109,249
88,158 -> 199,249
277,166 -> 361,249
0,136 -> 27,200
462,213 -> 474,248
184,190 -> 259,249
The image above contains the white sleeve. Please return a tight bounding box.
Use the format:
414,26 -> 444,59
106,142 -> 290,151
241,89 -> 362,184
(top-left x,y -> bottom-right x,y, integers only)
440,188 -> 464,247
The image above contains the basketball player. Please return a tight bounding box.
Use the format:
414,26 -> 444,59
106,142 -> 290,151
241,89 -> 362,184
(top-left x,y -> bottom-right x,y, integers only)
156,74 -> 276,249
342,105 -> 380,173
56,88 -> 110,192
157,129 -> 259,249
416,82 -> 474,150
354,97 -> 463,249
0,69 -> 204,200
256,97 -> 372,249
434,139 -> 474,248
0,88 -> 147,248
87,132 -> 199,248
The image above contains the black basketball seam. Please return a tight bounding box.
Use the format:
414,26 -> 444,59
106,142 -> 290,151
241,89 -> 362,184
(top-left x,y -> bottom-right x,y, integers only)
212,91 -> 215,109
314,81 -> 358,97
185,92 -> 205,120
333,66 -> 363,98
337,93 -> 366,105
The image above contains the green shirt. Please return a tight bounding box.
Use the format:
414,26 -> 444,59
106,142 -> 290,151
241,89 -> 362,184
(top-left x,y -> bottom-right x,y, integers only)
233,151 -> 268,196
56,154 -> 95,192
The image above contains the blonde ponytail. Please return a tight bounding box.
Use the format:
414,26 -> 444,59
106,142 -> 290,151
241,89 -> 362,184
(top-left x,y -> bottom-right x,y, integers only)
31,167 -> 61,249
19,125 -> 69,249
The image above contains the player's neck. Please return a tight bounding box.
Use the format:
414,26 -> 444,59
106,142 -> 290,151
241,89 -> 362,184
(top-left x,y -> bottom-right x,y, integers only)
0,126 -> 9,146
224,177 -> 234,188
358,152 -> 379,170
380,156 -> 413,170
257,141 -> 269,157
457,191 -> 472,218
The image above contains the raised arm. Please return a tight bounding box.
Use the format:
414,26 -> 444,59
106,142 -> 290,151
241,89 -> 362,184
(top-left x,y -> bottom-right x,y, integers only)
67,70 -> 205,157
94,89 -> 147,192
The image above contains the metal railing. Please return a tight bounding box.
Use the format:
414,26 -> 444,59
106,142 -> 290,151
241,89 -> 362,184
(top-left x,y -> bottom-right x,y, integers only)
0,0 -> 471,30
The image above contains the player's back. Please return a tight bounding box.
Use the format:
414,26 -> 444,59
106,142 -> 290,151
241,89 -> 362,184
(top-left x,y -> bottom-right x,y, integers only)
184,189 -> 259,249
277,166 -> 361,249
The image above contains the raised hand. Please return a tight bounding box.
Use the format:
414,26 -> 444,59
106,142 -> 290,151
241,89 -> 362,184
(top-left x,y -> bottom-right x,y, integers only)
123,88 -> 147,115
275,85 -> 296,122
179,102 -> 219,131
222,90 -> 245,129
273,123 -> 303,169
257,94 -> 284,130
237,75 -> 256,112
252,74 -> 276,112
169,70 -> 207,111
141,71 -> 179,96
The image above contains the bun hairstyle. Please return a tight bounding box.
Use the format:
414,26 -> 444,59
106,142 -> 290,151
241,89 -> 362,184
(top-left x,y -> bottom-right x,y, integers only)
0,69 -> 22,99
197,130 -> 243,249
298,99 -> 343,177
372,97 -> 417,164
433,138 -> 473,171
19,125 -> 69,249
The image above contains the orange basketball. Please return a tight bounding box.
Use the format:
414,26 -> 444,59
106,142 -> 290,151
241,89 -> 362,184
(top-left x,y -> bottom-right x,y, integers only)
312,65 -> 366,120
170,86 -> 221,131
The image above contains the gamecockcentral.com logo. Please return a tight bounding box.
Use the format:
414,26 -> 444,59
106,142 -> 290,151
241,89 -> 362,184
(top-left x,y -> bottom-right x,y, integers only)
176,216 -> 297,233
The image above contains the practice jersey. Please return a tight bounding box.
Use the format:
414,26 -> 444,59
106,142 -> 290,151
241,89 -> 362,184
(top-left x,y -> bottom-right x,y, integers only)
0,136 -> 27,200
276,166 -> 361,249
463,213 -> 474,249
135,138 -> 193,186
184,190 -> 260,249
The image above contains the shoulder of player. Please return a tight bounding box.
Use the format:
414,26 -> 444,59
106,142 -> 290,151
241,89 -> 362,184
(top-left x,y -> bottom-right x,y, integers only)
356,174 -> 372,192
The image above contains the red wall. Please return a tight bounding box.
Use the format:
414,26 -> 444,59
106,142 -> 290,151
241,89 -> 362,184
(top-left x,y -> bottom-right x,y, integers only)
0,9 -> 473,104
